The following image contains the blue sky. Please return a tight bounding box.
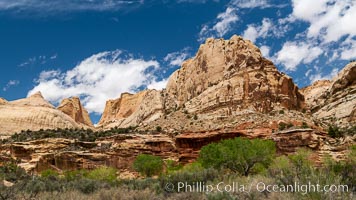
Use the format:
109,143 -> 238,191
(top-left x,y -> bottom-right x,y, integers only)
0,0 -> 355,123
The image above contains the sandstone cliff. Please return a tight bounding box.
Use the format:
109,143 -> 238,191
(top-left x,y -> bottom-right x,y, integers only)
98,90 -> 164,128
300,80 -> 331,108
2,128 -> 353,173
57,97 -> 93,127
0,92 -> 84,136
302,62 -> 356,127
99,35 -> 305,129
166,35 -> 304,115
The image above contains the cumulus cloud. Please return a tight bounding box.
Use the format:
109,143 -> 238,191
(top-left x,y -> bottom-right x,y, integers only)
28,50 -> 161,114
164,47 -> 191,66
3,80 -> 20,91
275,42 -> 323,71
292,0 -> 356,43
242,18 -> 272,43
290,0 -> 356,61
198,6 -> 239,42
0,0 -> 143,13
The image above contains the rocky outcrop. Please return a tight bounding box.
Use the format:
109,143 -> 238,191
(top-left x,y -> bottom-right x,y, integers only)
1,134 -> 177,173
1,128 -> 353,173
0,98 -> 7,105
300,80 -> 331,108
166,35 -> 304,115
0,92 -> 84,136
303,62 -> 356,127
98,90 -> 164,128
98,35 -> 305,129
57,97 -> 93,127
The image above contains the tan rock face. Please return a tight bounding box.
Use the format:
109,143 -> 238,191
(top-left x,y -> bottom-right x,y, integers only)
99,35 -> 305,129
0,92 -> 83,136
303,62 -> 356,127
98,90 -> 164,128
2,129 -> 353,173
166,35 -> 304,115
300,80 -> 331,108
57,97 -> 93,127
0,98 -> 7,105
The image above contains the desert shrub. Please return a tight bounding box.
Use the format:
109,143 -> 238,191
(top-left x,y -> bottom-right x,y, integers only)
40,169 -> 59,178
159,166 -> 219,193
156,126 -> 162,132
198,138 -> 276,176
301,121 -> 309,128
193,114 -> 198,120
0,160 -> 28,182
64,169 -> 89,181
87,166 -> 118,184
69,178 -> 104,194
165,159 -> 182,173
133,154 -> 163,177
279,110 -> 285,114
328,125 -> 342,138
279,123 -> 286,131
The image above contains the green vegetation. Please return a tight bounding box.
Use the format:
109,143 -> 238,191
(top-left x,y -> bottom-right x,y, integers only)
1,126 -> 138,144
198,138 -> 275,176
155,126 -> 162,132
328,125 -> 356,138
133,154 -> 163,177
1,139 -> 355,199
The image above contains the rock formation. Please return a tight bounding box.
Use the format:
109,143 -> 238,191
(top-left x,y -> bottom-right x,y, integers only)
300,80 -> 331,108
1,128 -> 353,173
57,97 -> 93,127
0,98 -> 8,105
302,62 -> 356,127
166,36 -> 304,115
0,92 -> 86,136
99,35 -> 305,129
98,90 -> 165,128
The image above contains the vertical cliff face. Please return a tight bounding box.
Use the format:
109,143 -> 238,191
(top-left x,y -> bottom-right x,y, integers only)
166,35 -> 304,114
308,62 -> 356,127
300,80 -> 331,109
98,90 -> 164,128
57,97 -> 93,127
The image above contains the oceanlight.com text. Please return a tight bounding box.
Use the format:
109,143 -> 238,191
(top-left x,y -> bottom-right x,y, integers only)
164,181 -> 349,195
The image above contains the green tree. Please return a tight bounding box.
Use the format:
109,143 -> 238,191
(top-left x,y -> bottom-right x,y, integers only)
198,138 -> 276,176
133,154 -> 163,177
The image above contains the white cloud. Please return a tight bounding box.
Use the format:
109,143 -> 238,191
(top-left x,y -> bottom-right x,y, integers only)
259,45 -> 270,57
164,48 -> 191,66
230,0 -> 270,9
147,79 -> 168,90
3,80 -> 20,91
341,37 -> 356,60
242,18 -> 272,43
18,54 -> 57,67
275,42 -> 323,71
291,0 -> 356,44
28,50 -> 161,114
198,6 -> 239,42
213,7 -> 239,37
0,0 -> 143,13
